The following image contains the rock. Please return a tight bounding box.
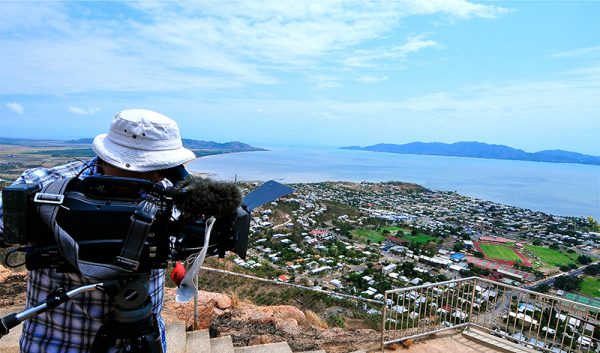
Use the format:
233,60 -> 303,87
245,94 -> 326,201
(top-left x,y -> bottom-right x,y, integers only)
248,335 -> 274,346
197,290 -> 232,309
275,318 -> 300,335
162,288 -> 231,329
235,305 -> 305,324
270,305 -> 306,324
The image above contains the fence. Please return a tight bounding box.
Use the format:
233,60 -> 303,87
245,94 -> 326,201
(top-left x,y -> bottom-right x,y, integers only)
382,276 -> 600,353
189,262 -> 385,330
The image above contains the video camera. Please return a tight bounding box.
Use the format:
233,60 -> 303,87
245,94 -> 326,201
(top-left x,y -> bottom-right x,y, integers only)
1,171 -> 293,274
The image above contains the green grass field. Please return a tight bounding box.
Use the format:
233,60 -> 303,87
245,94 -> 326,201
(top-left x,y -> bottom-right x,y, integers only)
381,226 -> 402,233
351,229 -> 387,243
479,243 -> 522,262
401,234 -> 437,245
580,276 -> 600,298
524,245 -> 579,267
351,227 -> 436,245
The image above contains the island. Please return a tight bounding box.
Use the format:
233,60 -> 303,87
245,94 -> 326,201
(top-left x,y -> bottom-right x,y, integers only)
341,141 -> 600,165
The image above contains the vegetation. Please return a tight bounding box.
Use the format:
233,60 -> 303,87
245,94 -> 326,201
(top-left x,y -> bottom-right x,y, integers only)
350,229 -> 387,243
579,276 -> 600,298
478,243 -> 522,262
350,226 -> 436,245
577,255 -> 592,265
524,245 -> 579,267
533,283 -> 550,293
326,314 -> 345,328
26,148 -> 96,157
584,264 -> 600,276
587,216 -> 600,231
400,233 -> 437,245
554,275 -> 582,292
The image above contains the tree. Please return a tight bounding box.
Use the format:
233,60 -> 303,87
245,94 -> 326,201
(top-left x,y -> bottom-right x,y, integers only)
453,243 -> 465,252
577,255 -> 592,265
559,265 -> 571,272
587,216 -> 600,231
533,284 -> 550,293
554,276 -> 582,292
584,264 -> 600,276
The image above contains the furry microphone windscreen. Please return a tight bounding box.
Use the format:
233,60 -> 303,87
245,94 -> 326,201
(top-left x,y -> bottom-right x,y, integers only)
171,175 -> 242,218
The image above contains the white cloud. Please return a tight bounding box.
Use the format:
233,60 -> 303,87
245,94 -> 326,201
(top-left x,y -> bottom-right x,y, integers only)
343,35 -> 440,68
0,1 -> 510,94
6,102 -> 24,114
406,0 -> 511,19
549,46 -> 600,59
357,75 -> 389,83
68,106 -> 99,115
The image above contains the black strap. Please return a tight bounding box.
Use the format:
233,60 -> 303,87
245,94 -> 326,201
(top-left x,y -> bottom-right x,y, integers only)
37,178 -> 127,280
114,198 -> 159,271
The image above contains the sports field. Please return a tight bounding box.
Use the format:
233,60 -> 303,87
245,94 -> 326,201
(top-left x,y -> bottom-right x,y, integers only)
352,227 -> 437,245
402,234 -> 437,244
351,229 -> 386,243
478,243 -> 522,262
524,245 -> 579,267
580,276 -> 600,298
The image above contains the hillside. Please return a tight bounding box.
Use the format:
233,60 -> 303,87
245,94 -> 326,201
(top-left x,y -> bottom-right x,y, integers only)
0,137 -> 266,187
341,142 -> 600,165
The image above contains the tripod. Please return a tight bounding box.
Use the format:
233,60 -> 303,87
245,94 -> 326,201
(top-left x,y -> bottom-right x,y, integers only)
91,274 -> 163,353
0,274 -> 163,353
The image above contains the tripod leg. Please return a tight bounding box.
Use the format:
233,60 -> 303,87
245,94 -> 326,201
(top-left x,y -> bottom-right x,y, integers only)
90,314 -> 163,353
90,324 -> 114,353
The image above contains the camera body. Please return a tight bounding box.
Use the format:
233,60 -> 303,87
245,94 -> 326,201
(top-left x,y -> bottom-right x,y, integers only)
1,175 -> 250,273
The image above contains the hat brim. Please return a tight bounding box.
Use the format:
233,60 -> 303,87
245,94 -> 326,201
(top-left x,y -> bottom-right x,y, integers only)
92,134 -> 196,172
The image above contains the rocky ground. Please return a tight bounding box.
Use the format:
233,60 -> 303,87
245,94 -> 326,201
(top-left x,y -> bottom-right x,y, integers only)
0,266 -> 380,353
162,287 -> 381,353
0,266 -> 27,307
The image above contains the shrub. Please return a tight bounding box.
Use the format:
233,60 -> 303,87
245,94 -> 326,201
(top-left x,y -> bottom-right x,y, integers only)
326,314 -> 345,328
305,310 -> 328,329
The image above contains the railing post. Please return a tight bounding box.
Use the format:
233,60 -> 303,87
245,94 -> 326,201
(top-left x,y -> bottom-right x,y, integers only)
468,277 -> 477,330
381,291 -> 388,353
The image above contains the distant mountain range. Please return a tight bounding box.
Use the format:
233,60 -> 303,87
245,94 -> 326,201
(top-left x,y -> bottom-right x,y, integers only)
0,137 -> 267,157
341,142 -> 600,165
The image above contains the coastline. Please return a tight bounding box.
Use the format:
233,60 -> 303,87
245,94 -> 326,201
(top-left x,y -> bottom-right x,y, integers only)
187,147 -> 600,219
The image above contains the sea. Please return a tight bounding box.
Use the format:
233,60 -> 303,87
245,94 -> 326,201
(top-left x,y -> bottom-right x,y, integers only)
187,146 -> 600,219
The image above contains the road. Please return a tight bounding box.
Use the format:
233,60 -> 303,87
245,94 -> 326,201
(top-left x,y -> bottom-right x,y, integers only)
524,261 -> 599,290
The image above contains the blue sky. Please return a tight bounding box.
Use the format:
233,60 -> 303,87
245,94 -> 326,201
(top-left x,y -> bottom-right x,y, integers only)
1,1 -> 599,155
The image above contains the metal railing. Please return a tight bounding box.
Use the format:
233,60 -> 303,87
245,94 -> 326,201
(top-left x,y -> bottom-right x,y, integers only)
382,276 -> 600,352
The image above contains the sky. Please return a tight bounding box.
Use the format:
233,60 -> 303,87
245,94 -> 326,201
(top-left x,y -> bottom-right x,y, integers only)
0,1 -> 599,155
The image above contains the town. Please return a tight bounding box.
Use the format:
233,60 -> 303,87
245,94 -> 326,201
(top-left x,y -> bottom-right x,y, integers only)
233,181 -> 600,307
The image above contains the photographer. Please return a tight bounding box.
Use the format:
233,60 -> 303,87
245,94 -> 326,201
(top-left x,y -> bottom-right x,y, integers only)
0,109 -> 196,353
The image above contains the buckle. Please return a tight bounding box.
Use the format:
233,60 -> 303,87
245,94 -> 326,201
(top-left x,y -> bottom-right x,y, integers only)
114,256 -> 139,271
131,199 -> 158,223
34,193 -> 64,205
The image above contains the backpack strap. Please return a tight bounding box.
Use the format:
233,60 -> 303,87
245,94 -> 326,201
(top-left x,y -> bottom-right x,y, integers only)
36,178 -> 157,280
114,197 -> 159,271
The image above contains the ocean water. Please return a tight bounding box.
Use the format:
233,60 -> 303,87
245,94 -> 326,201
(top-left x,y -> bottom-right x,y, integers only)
187,147 -> 600,219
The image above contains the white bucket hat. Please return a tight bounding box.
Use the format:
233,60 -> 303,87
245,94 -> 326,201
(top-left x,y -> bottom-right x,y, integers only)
92,109 -> 196,172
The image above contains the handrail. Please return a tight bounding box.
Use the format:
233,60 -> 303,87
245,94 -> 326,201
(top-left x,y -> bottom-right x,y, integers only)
381,276 -> 599,353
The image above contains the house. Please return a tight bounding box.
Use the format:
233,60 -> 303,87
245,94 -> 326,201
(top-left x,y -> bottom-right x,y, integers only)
382,264 -> 397,274
392,305 -> 407,314
409,278 -> 422,286
330,279 -> 343,288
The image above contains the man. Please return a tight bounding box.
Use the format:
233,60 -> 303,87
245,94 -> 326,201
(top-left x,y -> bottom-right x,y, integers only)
0,109 -> 196,352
